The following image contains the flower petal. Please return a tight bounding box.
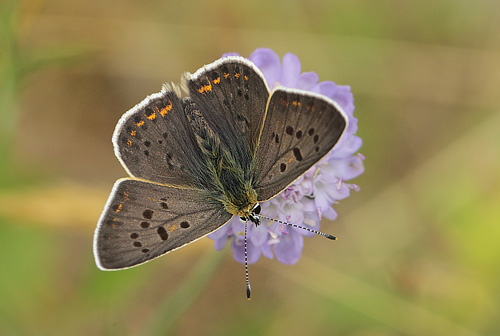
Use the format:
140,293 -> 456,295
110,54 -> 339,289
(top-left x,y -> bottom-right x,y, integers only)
273,230 -> 304,265
326,156 -> 365,181
261,242 -> 274,259
322,207 -> 338,220
208,219 -> 232,240
230,223 -> 262,264
249,48 -> 282,88
250,222 -> 269,246
213,236 -> 228,251
301,212 -> 321,238
280,53 -> 301,87
230,236 -> 245,263
330,135 -> 363,159
296,71 -> 319,90
331,85 -> 355,116
247,241 -> 263,264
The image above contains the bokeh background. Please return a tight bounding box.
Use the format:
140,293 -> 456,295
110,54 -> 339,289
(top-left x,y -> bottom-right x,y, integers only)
1,0 -> 499,335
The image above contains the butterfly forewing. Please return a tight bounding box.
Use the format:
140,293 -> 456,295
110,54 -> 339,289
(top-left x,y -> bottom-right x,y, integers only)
114,90 -> 210,188
185,57 -> 270,170
94,179 -> 231,269
253,87 -> 348,201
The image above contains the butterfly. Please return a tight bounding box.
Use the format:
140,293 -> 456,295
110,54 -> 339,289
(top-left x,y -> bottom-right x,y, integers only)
93,56 -> 348,297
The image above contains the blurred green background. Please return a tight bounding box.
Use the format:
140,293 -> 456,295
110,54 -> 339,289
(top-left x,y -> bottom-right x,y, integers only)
1,0 -> 499,335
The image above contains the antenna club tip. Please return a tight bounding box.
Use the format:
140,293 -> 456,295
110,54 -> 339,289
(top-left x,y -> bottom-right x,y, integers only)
326,234 -> 337,240
246,285 -> 252,300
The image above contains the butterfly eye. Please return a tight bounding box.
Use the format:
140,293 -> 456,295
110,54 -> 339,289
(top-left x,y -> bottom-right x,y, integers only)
252,203 -> 261,215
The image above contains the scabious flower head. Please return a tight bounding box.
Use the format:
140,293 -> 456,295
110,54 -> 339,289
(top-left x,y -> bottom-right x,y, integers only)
208,48 -> 365,265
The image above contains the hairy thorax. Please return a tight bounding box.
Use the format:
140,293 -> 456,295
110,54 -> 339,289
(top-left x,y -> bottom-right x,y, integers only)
185,98 -> 258,218
221,186 -> 258,218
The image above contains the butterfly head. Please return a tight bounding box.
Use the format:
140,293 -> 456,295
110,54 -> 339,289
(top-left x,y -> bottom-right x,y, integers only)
240,203 -> 261,226
219,185 -> 261,225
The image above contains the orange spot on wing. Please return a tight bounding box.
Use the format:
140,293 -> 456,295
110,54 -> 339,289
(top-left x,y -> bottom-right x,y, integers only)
280,98 -> 289,107
223,72 -> 230,79
244,75 -> 249,80
115,203 -> 123,213
127,139 -> 133,146
136,120 -> 145,127
287,155 -> 294,164
130,130 -> 136,136
234,72 -> 240,79
167,225 -> 177,232
146,112 -> 156,120
197,78 -> 212,94
160,100 -> 172,116
213,77 -> 220,84
292,100 -> 301,107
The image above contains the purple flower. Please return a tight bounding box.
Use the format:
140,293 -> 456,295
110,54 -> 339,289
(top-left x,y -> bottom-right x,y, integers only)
209,48 -> 365,265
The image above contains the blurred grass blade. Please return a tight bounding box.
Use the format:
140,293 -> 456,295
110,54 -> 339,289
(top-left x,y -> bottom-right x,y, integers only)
0,0 -> 20,143
271,256 -> 480,336
144,249 -> 226,336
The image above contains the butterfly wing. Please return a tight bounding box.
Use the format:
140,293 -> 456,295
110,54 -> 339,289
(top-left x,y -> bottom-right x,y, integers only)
253,87 -> 348,201
184,56 -> 270,170
94,179 -> 232,270
113,88 -> 211,188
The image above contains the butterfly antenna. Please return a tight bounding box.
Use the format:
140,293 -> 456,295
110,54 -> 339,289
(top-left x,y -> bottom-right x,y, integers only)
244,221 -> 252,300
257,214 -> 337,240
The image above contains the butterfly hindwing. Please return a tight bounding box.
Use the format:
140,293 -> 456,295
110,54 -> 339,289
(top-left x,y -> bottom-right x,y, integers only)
94,179 -> 232,270
253,87 -> 348,201
114,89 -> 210,188
185,56 -> 270,170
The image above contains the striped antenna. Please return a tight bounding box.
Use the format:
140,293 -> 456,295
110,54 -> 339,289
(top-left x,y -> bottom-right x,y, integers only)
257,214 -> 337,240
244,221 -> 251,300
